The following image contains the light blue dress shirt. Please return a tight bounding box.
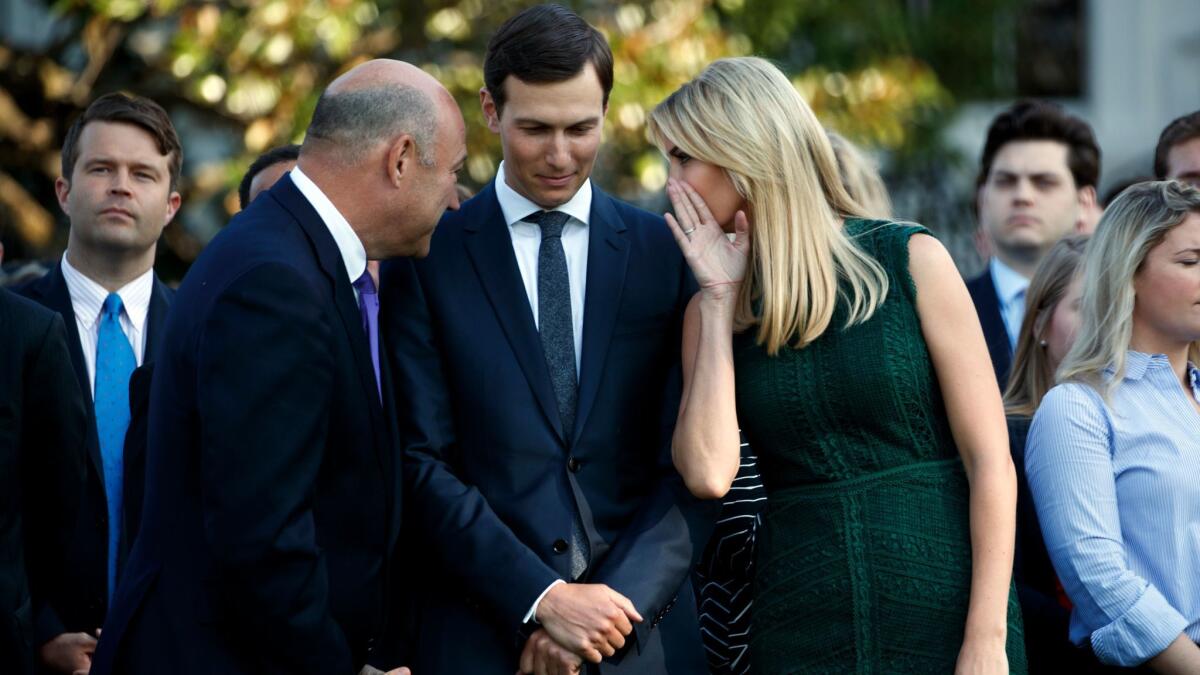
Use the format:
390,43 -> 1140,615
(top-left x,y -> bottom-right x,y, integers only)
989,257 -> 1029,350
1026,351 -> 1200,666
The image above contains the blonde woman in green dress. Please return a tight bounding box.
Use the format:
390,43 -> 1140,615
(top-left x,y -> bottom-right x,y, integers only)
648,57 -> 1027,673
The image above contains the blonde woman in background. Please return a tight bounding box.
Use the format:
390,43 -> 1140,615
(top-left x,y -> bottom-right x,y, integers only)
827,131 -> 893,219
1026,181 -> 1200,672
1001,235 -> 1115,673
649,56 -> 1026,674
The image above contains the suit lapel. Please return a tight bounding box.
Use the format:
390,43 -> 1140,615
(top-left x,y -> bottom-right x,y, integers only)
969,269 -> 1013,381
39,265 -> 92,405
462,183 -> 565,441
36,265 -> 104,477
573,190 -> 629,446
272,176 -> 389,471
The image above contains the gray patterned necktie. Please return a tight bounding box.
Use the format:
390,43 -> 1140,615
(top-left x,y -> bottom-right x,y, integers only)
527,209 -> 589,579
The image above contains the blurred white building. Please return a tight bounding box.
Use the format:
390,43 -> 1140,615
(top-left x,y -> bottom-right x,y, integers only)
947,0 -> 1200,199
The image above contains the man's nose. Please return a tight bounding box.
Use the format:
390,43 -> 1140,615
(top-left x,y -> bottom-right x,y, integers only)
108,168 -> 134,196
545,134 -> 570,168
1012,177 -> 1035,203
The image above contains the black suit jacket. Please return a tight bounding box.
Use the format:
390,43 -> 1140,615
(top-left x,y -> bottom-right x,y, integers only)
15,264 -> 172,646
966,267 -> 1013,389
0,290 -> 87,675
90,174 -> 403,675
380,181 -> 718,674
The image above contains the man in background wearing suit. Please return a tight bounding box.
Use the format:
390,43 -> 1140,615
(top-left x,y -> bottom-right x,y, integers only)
238,143 -> 300,210
89,59 -> 462,675
967,100 -> 1100,389
16,92 -> 180,675
381,5 -> 716,674
0,290 -> 87,675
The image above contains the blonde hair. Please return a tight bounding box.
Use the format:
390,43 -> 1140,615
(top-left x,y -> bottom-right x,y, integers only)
1059,180 -> 1200,398
647,57 -> 889,354
827,131 -> 892,219
1003,234 -> 1088,416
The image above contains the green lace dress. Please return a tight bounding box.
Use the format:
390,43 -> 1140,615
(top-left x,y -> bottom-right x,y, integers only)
734,220 -> 1027,674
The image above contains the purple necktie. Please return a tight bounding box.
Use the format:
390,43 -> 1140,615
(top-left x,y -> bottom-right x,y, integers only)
353,270 -> 382,401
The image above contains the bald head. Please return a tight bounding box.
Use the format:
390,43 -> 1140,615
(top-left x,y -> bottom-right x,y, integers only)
294,59 -> 467,260
326,59 -> 444,96
304,59 -> 453,166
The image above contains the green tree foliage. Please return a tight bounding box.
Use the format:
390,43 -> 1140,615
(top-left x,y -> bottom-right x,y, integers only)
0,0 -> 1017,277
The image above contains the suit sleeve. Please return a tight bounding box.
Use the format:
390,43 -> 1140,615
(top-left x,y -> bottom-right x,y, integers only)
196,264 -> 353,675
380,259 -> 562,636
588,262 -> 719,654
23,313 -> 87,644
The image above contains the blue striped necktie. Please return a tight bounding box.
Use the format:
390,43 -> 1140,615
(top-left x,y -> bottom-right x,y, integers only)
94,292 -> 135,604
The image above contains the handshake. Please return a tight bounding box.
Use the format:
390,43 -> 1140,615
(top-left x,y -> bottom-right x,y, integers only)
518,582 -> 643,675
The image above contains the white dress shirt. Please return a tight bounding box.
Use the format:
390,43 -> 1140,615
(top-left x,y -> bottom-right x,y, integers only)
290,167 -> 367,294
495,161 -> 591,375
60,253 -> 152,399
989,257 -> 1030,350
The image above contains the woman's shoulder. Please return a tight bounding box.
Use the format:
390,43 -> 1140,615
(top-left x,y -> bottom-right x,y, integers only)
845,218 -> 934,269
1030,380 -> 1112,436
845,217 -> 931,244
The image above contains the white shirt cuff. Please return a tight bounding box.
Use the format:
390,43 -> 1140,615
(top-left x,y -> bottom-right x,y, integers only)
523,579 -> 566,624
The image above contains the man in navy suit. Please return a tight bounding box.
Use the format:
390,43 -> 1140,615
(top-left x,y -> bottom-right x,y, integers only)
0,290 -> 88,675
380,6 -> 717,674
967,100 -> 1100,389
90,59 -> 465,675
15,92 -> 179,675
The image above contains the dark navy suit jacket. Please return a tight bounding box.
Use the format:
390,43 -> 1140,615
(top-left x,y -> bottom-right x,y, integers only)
380,181 -> 717,673
90,175 -> 403,675
966,267 -> 1013,389
16,263 -> 171,648
0,291 -> 87,675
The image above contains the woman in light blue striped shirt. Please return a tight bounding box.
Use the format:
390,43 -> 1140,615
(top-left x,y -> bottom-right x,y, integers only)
1026,180 -> 1200,672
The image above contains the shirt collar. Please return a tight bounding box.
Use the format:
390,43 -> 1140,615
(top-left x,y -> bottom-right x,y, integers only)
494,161 -> 592,228
989,257 -> 1030,306
290,167 -> 367,283
60,252 -> 154,332
1118,349 -> 1195,383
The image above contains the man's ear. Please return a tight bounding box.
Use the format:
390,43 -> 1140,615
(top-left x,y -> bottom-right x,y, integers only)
163,191 -> 182,227
1075,185 -> 1099,233
1078,184 -> 1098,209
480,87 -> 501,134
387,134 -> 417,188
54,176 -> 72,215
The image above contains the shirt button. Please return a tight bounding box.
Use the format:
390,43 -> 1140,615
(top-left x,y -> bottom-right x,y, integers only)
552,539 -> 569,554
567,457 -> 581,473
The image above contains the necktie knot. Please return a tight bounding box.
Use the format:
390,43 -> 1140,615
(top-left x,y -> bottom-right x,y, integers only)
528,210 -> 570,239
102,293 -> 124,320
353,270 -> 377,296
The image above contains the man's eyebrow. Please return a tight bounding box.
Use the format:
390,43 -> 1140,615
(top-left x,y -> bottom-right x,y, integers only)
83,155 -> 163,171
512,116 -> 601,127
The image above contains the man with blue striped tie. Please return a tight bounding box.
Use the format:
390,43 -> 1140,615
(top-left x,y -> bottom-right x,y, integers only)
16,92 -> 180,675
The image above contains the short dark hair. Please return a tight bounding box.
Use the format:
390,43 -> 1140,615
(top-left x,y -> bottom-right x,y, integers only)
61,92 -> 183,190
976,100 -> 1101,191
239,144 -> 301,209
1153,110 -> 1200,180
483,4 -> 614,115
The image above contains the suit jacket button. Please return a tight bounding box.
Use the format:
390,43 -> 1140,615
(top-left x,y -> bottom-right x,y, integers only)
567,457 -> 581,473
552,539 -> 569,554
